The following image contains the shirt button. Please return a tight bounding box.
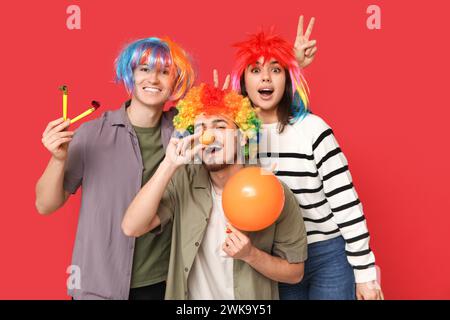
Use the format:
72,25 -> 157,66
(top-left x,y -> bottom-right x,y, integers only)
195,242 -> 199,247
184,267 -> 189,272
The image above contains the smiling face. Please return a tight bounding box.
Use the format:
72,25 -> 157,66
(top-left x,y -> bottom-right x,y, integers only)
132,64 -> 177,108
243,57 -> 286,113
194,114 -> 245,172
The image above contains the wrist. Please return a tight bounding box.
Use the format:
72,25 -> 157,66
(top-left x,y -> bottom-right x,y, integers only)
242,245 -> 259,264
161,157 -> 179,175
357,280 -> 381,290
50,156 -> 66,166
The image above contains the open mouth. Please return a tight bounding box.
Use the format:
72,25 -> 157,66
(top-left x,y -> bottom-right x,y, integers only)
143,86 -> 162,93
257,88 -> 274,99
204,145 -> 223,156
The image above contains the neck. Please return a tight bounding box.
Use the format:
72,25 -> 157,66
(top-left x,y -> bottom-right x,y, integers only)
257,106 -> 278,124
209,164 -> 244,194
127,98 -> 163,127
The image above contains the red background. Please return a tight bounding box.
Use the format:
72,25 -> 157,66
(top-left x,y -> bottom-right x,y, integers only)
1,0 -> 449,299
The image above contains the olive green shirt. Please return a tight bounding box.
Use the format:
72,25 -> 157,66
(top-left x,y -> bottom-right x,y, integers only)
131,124 -> 171,288
156,165 -> 308,300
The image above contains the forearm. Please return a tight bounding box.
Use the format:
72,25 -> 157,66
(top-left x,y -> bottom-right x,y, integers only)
243,247 -> 304,284
122,159 -> 177,237
314,126 -> 376,282
35,157 -> 68,214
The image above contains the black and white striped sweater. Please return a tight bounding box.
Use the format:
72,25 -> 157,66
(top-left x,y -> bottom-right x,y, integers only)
258,113 -> 377,283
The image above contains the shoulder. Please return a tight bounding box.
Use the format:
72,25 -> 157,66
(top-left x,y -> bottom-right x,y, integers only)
291,113 -> 333,135
276,180 -> 301,220
70,108 -> 122,151
171,164 -> 207,186
162,106 -> 179,121
284,113 -> 335,150
280,181 -> 299,206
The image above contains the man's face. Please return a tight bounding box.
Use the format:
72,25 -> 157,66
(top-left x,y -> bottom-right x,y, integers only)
132,64 -> 176,108
194,114 -> 243,172
244,57 -> 286,112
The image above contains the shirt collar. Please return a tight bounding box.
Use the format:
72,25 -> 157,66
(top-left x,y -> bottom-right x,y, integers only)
110,100 -> 132,127
108,100 -> 176,149
192,163 -> 258,190
193,165 -> 210,189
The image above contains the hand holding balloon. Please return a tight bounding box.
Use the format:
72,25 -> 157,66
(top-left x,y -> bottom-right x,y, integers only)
222,224 -> 255,261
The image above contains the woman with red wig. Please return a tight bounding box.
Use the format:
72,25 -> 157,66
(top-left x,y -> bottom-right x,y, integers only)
228,17 -> 384,300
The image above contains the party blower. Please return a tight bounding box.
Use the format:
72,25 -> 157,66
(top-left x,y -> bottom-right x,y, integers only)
58,85 -> 68,121
70,100 -> 101,124
58,85 -> 101,124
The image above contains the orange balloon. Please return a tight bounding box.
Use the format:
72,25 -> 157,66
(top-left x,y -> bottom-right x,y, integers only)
222,167 -> 285,231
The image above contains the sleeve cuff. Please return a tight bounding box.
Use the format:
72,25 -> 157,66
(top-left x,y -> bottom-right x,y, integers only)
63,176 -> 81,194
150,205 -> 173,235
273,241 -> 308,264
354,266 -> 377,283
286,250 -> 308,264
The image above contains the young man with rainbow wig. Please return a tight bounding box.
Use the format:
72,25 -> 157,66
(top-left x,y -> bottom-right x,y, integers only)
35,37 -> 195,300
229,20 -> 384,300
122,83 -> 308,299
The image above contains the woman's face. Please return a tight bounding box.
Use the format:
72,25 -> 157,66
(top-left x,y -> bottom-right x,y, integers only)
244,57 -> 286,113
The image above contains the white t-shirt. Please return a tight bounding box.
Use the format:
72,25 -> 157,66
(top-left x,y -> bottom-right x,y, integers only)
187,185 -> 235,300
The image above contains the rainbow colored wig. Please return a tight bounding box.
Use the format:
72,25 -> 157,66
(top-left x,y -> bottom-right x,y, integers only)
115,37 -> 195,101
173,83 -> 261,156
230,29 -> 310,122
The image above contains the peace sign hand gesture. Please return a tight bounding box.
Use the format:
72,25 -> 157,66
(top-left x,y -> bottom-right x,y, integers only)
294,15 -> 317,69
213,69 -> 231,90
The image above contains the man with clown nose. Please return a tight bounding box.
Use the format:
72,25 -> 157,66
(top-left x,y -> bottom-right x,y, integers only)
122,83 -> 308,300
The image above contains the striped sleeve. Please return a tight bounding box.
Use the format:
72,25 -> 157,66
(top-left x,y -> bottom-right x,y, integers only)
311,119 -> 377,283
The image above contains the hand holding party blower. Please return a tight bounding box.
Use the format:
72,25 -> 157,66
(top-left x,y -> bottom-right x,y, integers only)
58,85 -> 100,124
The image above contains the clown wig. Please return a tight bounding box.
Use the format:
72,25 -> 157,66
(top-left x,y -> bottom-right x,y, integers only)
115,37 -> 195,101
230,29 -> 310,126
173,83 -> 261,156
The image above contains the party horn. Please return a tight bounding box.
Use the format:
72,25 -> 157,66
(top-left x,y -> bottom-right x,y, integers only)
58,85 -> 68,120
70,101 -> 101,124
